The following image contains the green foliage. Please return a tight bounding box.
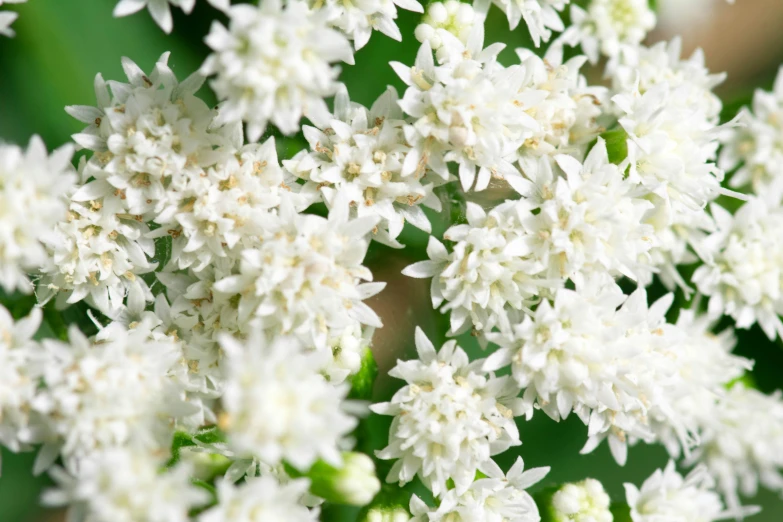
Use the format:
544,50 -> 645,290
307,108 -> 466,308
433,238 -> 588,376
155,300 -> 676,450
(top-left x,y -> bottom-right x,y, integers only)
349,348 -> 380,401
601,127 -> 630,165
167,426 -> 226,468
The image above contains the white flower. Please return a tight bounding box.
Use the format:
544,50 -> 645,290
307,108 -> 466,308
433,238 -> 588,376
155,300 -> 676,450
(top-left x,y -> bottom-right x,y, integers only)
613,83 -> 727,216
309,0 -> 422,49
0,306 -> 42,462
202,0 -> 354,140
650,309 -> 751,458
0,136 -> 76,293
394,33 -> 538,191
114,0 -> 229,33
720,65 -> 783,206
30,321 -> 190,470
284,86 -> 442,248
514,50 -> 607,163
0,0 -> 24,37
154,137 -> 300,272
213,199 -> 384,350
43,448 -> 208,522
405,141 -> 655,335
490,0 -> 569,47
415,1 -> 477,51
693,201 -> 783,340
558,0 -> 655,64
0,9 -> 18,38
38,183 -> 156,318
686,383 -> 783,512
66,53 -> 219,221
371,328 -> 523,497
199,476 -> 319,522
519,143 -> 656,284
625,460 -> 758,522
485,278 -> 701,466
408,457 -> 547,521
611,38 -> 725,122
403,202 -> 545,336
219,331 -> 358,470
551,478 -> 612,522
323,323 -> 372,384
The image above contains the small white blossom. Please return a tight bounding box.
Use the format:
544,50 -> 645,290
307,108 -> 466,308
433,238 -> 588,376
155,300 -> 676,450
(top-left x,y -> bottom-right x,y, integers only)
38,184 -> 156,317
309,0 -> 422,49
213,199 -> 384,349
394,32 -> 538,191
199,476 -> 319,522
114,0 -> 230,34
0,136 -> 76,293
519,144 -> 656,284
611,38 -> 725,122
490,0 -> 569,47
693,201 -> 783,340
551,478 -> 612,522
625,460 -> 758,522
415,1 -> 477,51
153,137 -> 300,272
284,86 -> 442,248
0,306 -> 42,463
43,448 -> 208,522
515,50 -> 607,164
403,202 -> 546,336
485,278 -> 705,466
651,309 -> 752,458
686,383 -> 783,511
66,53 -> 220,221
405,141 -> 655,335
372,328 -> 523,497
30,321 -> 191,470
202,0 -> 354,140
219,331 -> 358,470
720,65 -> 783,206
408,457 -> 547,521
0,0 -> 24,37
558,0 -> 655,64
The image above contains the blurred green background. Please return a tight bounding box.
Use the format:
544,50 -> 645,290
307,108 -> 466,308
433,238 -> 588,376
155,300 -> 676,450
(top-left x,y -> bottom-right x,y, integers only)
1,0 -> 783,520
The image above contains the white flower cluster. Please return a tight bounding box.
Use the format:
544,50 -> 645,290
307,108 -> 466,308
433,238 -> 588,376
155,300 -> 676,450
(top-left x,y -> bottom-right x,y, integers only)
551,478 -> 612,522
721,66 -> 783,206
408,457 -> 548,521
685,383 -> 783,511
0,136 -> 76,293
404,141 -> 655,335
557,0 -> 656,64
114,0 -> 229,33
625,460 -> 759,522
393,25 -> 606,192
5,0 -> 783,520
284,86 -> 443,248
694,201 -> 783,340
372,328 -> 524,496
202,0 -> 354,140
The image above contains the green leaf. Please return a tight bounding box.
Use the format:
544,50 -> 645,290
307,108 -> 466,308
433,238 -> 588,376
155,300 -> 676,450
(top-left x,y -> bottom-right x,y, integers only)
348,348 -> 379,401
167,426 -> 226,468
601,127 -> 630,165
611,503 -> 633,522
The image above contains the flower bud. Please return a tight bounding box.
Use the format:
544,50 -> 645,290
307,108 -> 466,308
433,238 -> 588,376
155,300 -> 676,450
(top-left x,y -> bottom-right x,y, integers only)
305,452 -> 381,506
363,506 -> 411,522
549,478 -> 613,522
